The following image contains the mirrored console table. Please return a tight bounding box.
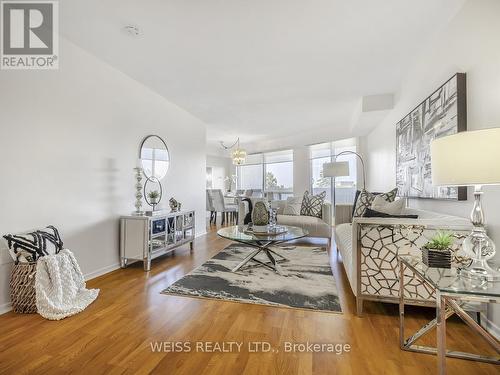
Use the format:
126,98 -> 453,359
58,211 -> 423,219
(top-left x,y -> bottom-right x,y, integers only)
120,210 -> 195,271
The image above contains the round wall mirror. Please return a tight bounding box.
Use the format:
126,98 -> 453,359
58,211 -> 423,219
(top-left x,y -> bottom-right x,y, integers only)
139,135 -> 170,180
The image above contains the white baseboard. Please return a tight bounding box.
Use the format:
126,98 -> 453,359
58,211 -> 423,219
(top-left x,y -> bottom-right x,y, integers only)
480,312 -> 500,341
0,301 -> 12,315
0,263 -> 121,316
1,232 -> 208,315
84,262 -> 121,281
195,230 -> 207,238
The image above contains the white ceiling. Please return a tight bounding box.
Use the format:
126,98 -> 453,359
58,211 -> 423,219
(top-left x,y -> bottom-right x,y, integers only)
60,0 -> 465,151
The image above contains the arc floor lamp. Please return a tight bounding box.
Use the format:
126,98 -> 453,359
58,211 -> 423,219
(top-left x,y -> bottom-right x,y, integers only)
322,151 -> 366,209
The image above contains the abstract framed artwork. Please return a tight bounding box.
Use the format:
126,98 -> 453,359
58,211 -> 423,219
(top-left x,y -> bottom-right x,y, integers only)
396,73 -> 467,200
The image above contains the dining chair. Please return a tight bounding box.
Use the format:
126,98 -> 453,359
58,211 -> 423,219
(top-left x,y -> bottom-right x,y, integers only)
212,189 -> 238,225
206,189 -> 216,225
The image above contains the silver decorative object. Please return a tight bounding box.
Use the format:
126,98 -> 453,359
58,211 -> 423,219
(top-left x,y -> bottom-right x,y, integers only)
169,197 -> 181,212
132,166 -> 144,216
252,201 -> 270,226
460,185 -> 499,281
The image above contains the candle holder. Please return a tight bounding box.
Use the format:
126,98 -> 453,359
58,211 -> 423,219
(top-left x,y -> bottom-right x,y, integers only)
132,167 -> 144,216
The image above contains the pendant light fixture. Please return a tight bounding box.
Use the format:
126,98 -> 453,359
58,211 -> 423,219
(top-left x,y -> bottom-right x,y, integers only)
220,137 -> 247,165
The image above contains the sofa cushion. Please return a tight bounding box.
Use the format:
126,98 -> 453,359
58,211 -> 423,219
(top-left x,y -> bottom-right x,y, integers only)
371,196 -> 405,215
300,190 -> 326,218
283,196 -> 302,215
277,214 -> 331,238
353,188 -> 397,217
363,208 -> 418,219
403,208 -> 470,225
335,223 -> 354,289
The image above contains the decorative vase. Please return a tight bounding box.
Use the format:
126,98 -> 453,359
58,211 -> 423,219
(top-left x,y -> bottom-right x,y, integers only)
252,201 -> 270,226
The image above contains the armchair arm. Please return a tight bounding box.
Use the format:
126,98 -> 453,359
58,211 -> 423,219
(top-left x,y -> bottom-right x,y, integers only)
335,204 -> 353,226
322,202 -> 332,226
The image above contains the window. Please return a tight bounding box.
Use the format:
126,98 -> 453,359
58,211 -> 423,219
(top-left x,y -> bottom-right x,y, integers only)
311,156 -> 332,202
237,153 -> 264,192
264,150 -> 293,199
238,164 -> 263,190
309,138 -> 358,207
237,150 -> 293,199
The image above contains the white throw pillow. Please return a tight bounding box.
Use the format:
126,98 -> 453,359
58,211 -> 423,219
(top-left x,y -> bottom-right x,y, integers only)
283,196 -> 302,215
371,196 -> 405,215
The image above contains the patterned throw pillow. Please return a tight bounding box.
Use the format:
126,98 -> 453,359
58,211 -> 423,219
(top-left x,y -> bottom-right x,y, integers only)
300,191 -> 326,218
352,188 -> 398,217
3,226 -> 63,263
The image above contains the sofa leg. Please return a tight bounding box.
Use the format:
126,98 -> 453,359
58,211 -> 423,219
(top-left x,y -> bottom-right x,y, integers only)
356,298 -> 364,316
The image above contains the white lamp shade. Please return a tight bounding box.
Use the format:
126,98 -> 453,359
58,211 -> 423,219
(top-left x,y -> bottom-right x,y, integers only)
431,128 -> 500,186
323,161 -> 350,178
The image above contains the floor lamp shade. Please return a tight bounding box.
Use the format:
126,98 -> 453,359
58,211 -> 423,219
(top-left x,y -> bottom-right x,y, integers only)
431,128 -> 500,186
323,161 -> 350,178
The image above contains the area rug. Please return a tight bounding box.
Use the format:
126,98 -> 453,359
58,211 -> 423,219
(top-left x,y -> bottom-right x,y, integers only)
161,244 -> 341,313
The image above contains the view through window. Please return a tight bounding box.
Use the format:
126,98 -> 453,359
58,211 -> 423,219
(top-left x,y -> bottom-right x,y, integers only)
237,150 -> 293,199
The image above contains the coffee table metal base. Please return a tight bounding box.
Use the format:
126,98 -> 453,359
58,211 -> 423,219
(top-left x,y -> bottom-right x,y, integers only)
231,240 -> 288,275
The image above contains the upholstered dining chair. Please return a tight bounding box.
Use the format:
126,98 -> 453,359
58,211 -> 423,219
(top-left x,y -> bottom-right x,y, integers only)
206,189 -> 216,225
212,189 -> 238,225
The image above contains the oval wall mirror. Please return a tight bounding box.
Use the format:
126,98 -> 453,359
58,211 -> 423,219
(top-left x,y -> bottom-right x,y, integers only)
139,135 -> 170,180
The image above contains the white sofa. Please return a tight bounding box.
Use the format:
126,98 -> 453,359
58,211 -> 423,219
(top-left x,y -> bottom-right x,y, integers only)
334,203 -> 471,315
238,198 -> 332,244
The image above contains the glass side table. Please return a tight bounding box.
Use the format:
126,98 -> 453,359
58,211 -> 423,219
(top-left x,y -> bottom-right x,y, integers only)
398,255 -> 500,375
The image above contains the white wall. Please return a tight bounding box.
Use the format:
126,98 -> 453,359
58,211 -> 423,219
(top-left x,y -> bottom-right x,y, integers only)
0,38 -> 207,313
206,155 -> 234,190
363,0 -> 500,336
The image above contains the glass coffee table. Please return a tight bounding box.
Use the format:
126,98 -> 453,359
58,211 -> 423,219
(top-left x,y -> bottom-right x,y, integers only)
398,255 -> 500,375
217,225 -> 308,275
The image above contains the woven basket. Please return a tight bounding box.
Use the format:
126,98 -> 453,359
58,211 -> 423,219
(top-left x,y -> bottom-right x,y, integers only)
10,262 -> 37,314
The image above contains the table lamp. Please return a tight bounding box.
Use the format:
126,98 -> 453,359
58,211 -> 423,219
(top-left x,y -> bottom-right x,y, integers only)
431,128 -> 500,281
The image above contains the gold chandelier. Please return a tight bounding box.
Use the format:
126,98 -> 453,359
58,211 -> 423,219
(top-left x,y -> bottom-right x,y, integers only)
220,137 -> 247,165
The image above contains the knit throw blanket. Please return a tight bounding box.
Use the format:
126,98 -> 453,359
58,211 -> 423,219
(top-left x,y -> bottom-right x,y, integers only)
35,249 -> 99,320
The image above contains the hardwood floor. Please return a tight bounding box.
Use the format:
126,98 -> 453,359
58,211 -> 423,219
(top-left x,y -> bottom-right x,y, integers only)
0,222 -> 497,374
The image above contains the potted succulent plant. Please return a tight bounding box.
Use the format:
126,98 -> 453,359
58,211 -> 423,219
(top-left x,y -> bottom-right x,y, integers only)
422,230 -> 454,268
148,190 -> 160,205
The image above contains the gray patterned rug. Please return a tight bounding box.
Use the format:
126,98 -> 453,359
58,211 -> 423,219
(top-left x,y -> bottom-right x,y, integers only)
161,244 -> 341,313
